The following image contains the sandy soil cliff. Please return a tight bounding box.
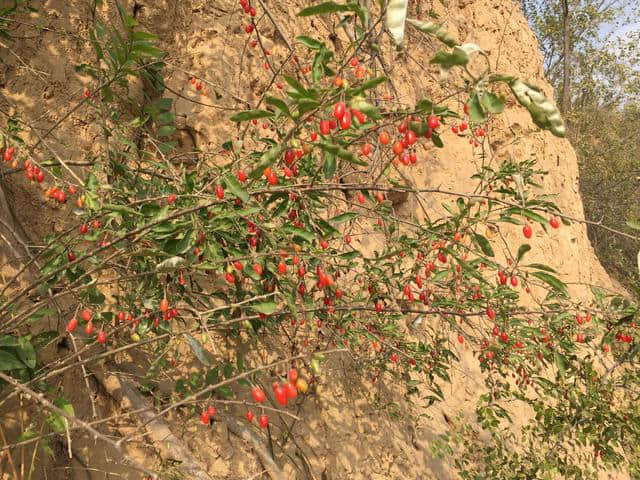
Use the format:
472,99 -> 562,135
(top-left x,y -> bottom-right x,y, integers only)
0,0 -> 622,479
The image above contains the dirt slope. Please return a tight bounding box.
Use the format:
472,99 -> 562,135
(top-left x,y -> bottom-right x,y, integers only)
0,0 -> 621,479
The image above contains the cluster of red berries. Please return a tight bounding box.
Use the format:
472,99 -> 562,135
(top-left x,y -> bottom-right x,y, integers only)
200,405 -> 216,425
189,77 -> 208,97
24,160 -> 45,184
3,145 -> 16,167
66,309 -> 107,344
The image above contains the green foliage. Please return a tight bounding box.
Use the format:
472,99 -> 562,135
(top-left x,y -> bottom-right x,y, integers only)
1,2 -> 639,479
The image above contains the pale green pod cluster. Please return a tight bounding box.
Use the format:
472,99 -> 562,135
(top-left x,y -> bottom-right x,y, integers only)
406,18 -> 458,48
386,0 -> 408,47
508,79 -> 566,137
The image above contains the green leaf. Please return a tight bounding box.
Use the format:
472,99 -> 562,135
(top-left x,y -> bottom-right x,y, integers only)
249,145 -> 282,179
250,302 -> 278,315
554,352 -> 567,379
156,125 -> 175,137
481,91 -> 504,114
47,398 -> 75,433
205,367 -> 219,385
0,335 -> 19,347
184,334 -> 213,366
265,96 -> 292,118
469,92 -> 486,123
16,337 -> 36,369
516,244 -> 531,263
281,226 -> 315,243
104,203 -> 140,216
0,349 -> 25,370
522,209 -> 548,225
431,132 -> 444,148
408,121 -> 429,136
350,76 -> 387,95
31,331 -> 58,350
132,42 -> 164,58
224,173 -> 249,203
296,35 -> 324,50
283,75 -> 315,99
229,109 -> 274,122
317,143 -> 366,166
330,212 -> 358,224
473,233 -> 494,257
430,47 -> 469,67
298,2 -> 352,16
323,152 -> 336,179
526,263 -> 557,273
531,271 -> 568,297
155,111 -> 175,125
626,220 -> 640,231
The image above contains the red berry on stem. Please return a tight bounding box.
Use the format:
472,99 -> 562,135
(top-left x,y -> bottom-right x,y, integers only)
333,102 -> 346,120
246,410 -> 254,422
319,120 -> 330,135
160,298 -> 169,313
97,330 -> 107,344
251,386 -> 266,403
201,411 -> 210,425
66,318 -> 78,333
81,309 -> 92,322
523,224 -> 532,239
285,382 -> 298,399
339,110 -> 351,130
275,385 -> 288,406
550,216 -> 560,229
259,414 -> 268,428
